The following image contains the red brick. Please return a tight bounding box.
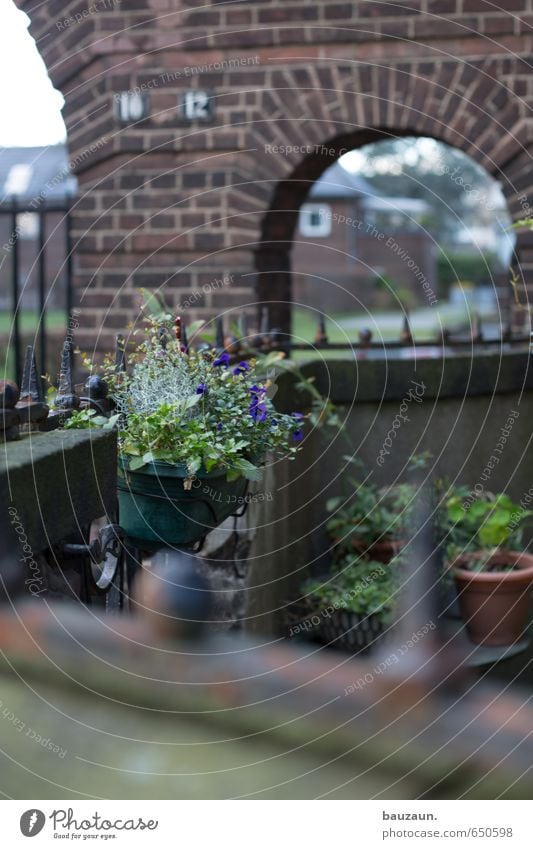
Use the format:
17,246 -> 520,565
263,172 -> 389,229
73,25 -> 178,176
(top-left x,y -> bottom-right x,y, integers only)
226,9 -> 253,25
379,20 -> 411,38
429,0 -> 458,11
323,3 -> 353,19
184,10 -> 222,27
358,1 -> 421,17
258,7 -> 319,23
482,15 -> 516,35
413,16 -> 479,39
464,0 -> 525,10
131,233 -> 190,251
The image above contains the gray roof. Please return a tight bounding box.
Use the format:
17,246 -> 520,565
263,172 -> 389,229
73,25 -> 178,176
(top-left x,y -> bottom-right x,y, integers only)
308,161 -> 377,200
363,196 -> 429,213
0,145 -> 76,205
308,162 -> 430,216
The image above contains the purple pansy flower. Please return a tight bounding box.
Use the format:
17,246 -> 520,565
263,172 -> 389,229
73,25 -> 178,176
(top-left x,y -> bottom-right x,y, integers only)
216,422 -> 223,432
213,352 -> 230,367
247,384 -> 268,421
292,429 -> 304,443
196,383 -> 207,395
249,394 -> 268,422
248,384 -> 265,396
250,404 -> 268,423
292,412 -> 303,421
233,361 -> 250,376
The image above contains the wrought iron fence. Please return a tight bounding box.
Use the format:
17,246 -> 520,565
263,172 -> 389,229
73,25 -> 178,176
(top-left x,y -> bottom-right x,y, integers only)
0,197 -> 72,383
250,306 -> 531,355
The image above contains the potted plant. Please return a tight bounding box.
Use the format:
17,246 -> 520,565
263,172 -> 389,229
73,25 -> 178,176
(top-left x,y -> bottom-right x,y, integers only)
69,312 -> 305,548
301,556 -> 397,651
442,488 -> 533,645
326,463 -> 421,563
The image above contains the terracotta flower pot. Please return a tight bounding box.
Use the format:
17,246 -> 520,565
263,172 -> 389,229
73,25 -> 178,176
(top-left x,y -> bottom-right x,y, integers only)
351,538 -> 405,564
453,550 -> 533,646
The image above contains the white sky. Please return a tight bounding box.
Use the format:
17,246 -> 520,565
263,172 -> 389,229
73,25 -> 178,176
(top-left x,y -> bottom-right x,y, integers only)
1,0 -> 66,147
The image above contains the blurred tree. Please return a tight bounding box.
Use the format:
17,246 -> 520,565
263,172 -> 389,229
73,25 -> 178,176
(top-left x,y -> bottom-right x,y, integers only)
341,137 -> 510,248
436,249 -> 501,298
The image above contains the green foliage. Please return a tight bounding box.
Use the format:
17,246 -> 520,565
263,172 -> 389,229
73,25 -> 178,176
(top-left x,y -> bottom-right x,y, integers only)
303,556 -> 398,624
63,409 -> 119,430
325,455 -> 429,558
436,249 -> 501,296
74,314 -> 304,480
511,218 -> 533,231
256,352 -> 343,432
326,481 -> 416,555
438,486 -> 532,568
371,274 -> 417,312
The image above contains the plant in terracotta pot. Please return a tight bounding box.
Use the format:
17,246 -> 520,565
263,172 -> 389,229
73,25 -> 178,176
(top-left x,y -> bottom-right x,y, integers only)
302,555 -> 398,651
325,455 -> 428,563
69,312 -> 305,548
442,488 -> 533,646
326,483 -> 410,563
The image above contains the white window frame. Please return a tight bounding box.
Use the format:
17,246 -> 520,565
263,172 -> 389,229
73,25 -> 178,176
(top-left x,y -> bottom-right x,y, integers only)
16,212 -> 39,240
299,203 -> 332,238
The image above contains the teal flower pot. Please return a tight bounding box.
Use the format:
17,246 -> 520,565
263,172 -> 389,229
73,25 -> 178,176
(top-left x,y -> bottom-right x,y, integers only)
117,456 -> 248,548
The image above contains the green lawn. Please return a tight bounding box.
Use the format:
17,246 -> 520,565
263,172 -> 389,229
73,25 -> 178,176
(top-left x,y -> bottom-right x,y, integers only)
0,309 -> 66,334
0,311 -> 67,380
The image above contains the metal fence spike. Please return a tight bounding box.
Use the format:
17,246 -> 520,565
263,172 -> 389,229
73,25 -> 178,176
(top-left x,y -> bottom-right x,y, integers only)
181,321 -> 188,352
315,315 -> 328,346
20,346 -> 43,402
401,313 -> 413,345
260,306 -> 269,335
215,316 -> 225,351
174,315 -> 182,344
115,334 -> 127,373
358,328 -> 372,347
239,312 -> 248,344
158,326 -> 168,351
55,340 -> 79,410
472,312 -> 483,343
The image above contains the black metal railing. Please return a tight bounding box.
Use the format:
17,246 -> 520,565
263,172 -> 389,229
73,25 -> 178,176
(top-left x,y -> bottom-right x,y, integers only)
248,307 -> 531,354
0,197 -> 73,383
119,308 -> 532,361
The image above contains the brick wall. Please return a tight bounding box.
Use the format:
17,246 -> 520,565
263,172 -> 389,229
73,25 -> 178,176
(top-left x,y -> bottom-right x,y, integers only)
17,0 -> 533,347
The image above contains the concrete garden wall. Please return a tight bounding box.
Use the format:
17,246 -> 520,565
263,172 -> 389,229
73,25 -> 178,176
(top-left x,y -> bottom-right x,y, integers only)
247,349 -> 533,638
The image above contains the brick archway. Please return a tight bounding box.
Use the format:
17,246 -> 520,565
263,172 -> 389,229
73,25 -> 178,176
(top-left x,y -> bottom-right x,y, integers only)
17,1 -> 533,344
251,63 -> 530,333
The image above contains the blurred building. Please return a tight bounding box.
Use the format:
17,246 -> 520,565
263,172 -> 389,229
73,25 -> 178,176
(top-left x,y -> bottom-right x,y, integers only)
293,161 -> 436,313
0,144 -> 75,311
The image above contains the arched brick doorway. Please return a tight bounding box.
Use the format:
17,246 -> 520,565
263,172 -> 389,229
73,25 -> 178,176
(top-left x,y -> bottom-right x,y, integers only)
256,121 -> 527,339
257,128 -> 418,334
17,2 -> 533,344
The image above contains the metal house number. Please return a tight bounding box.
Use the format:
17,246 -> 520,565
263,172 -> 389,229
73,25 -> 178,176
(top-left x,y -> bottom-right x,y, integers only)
182,90 -> 213,121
